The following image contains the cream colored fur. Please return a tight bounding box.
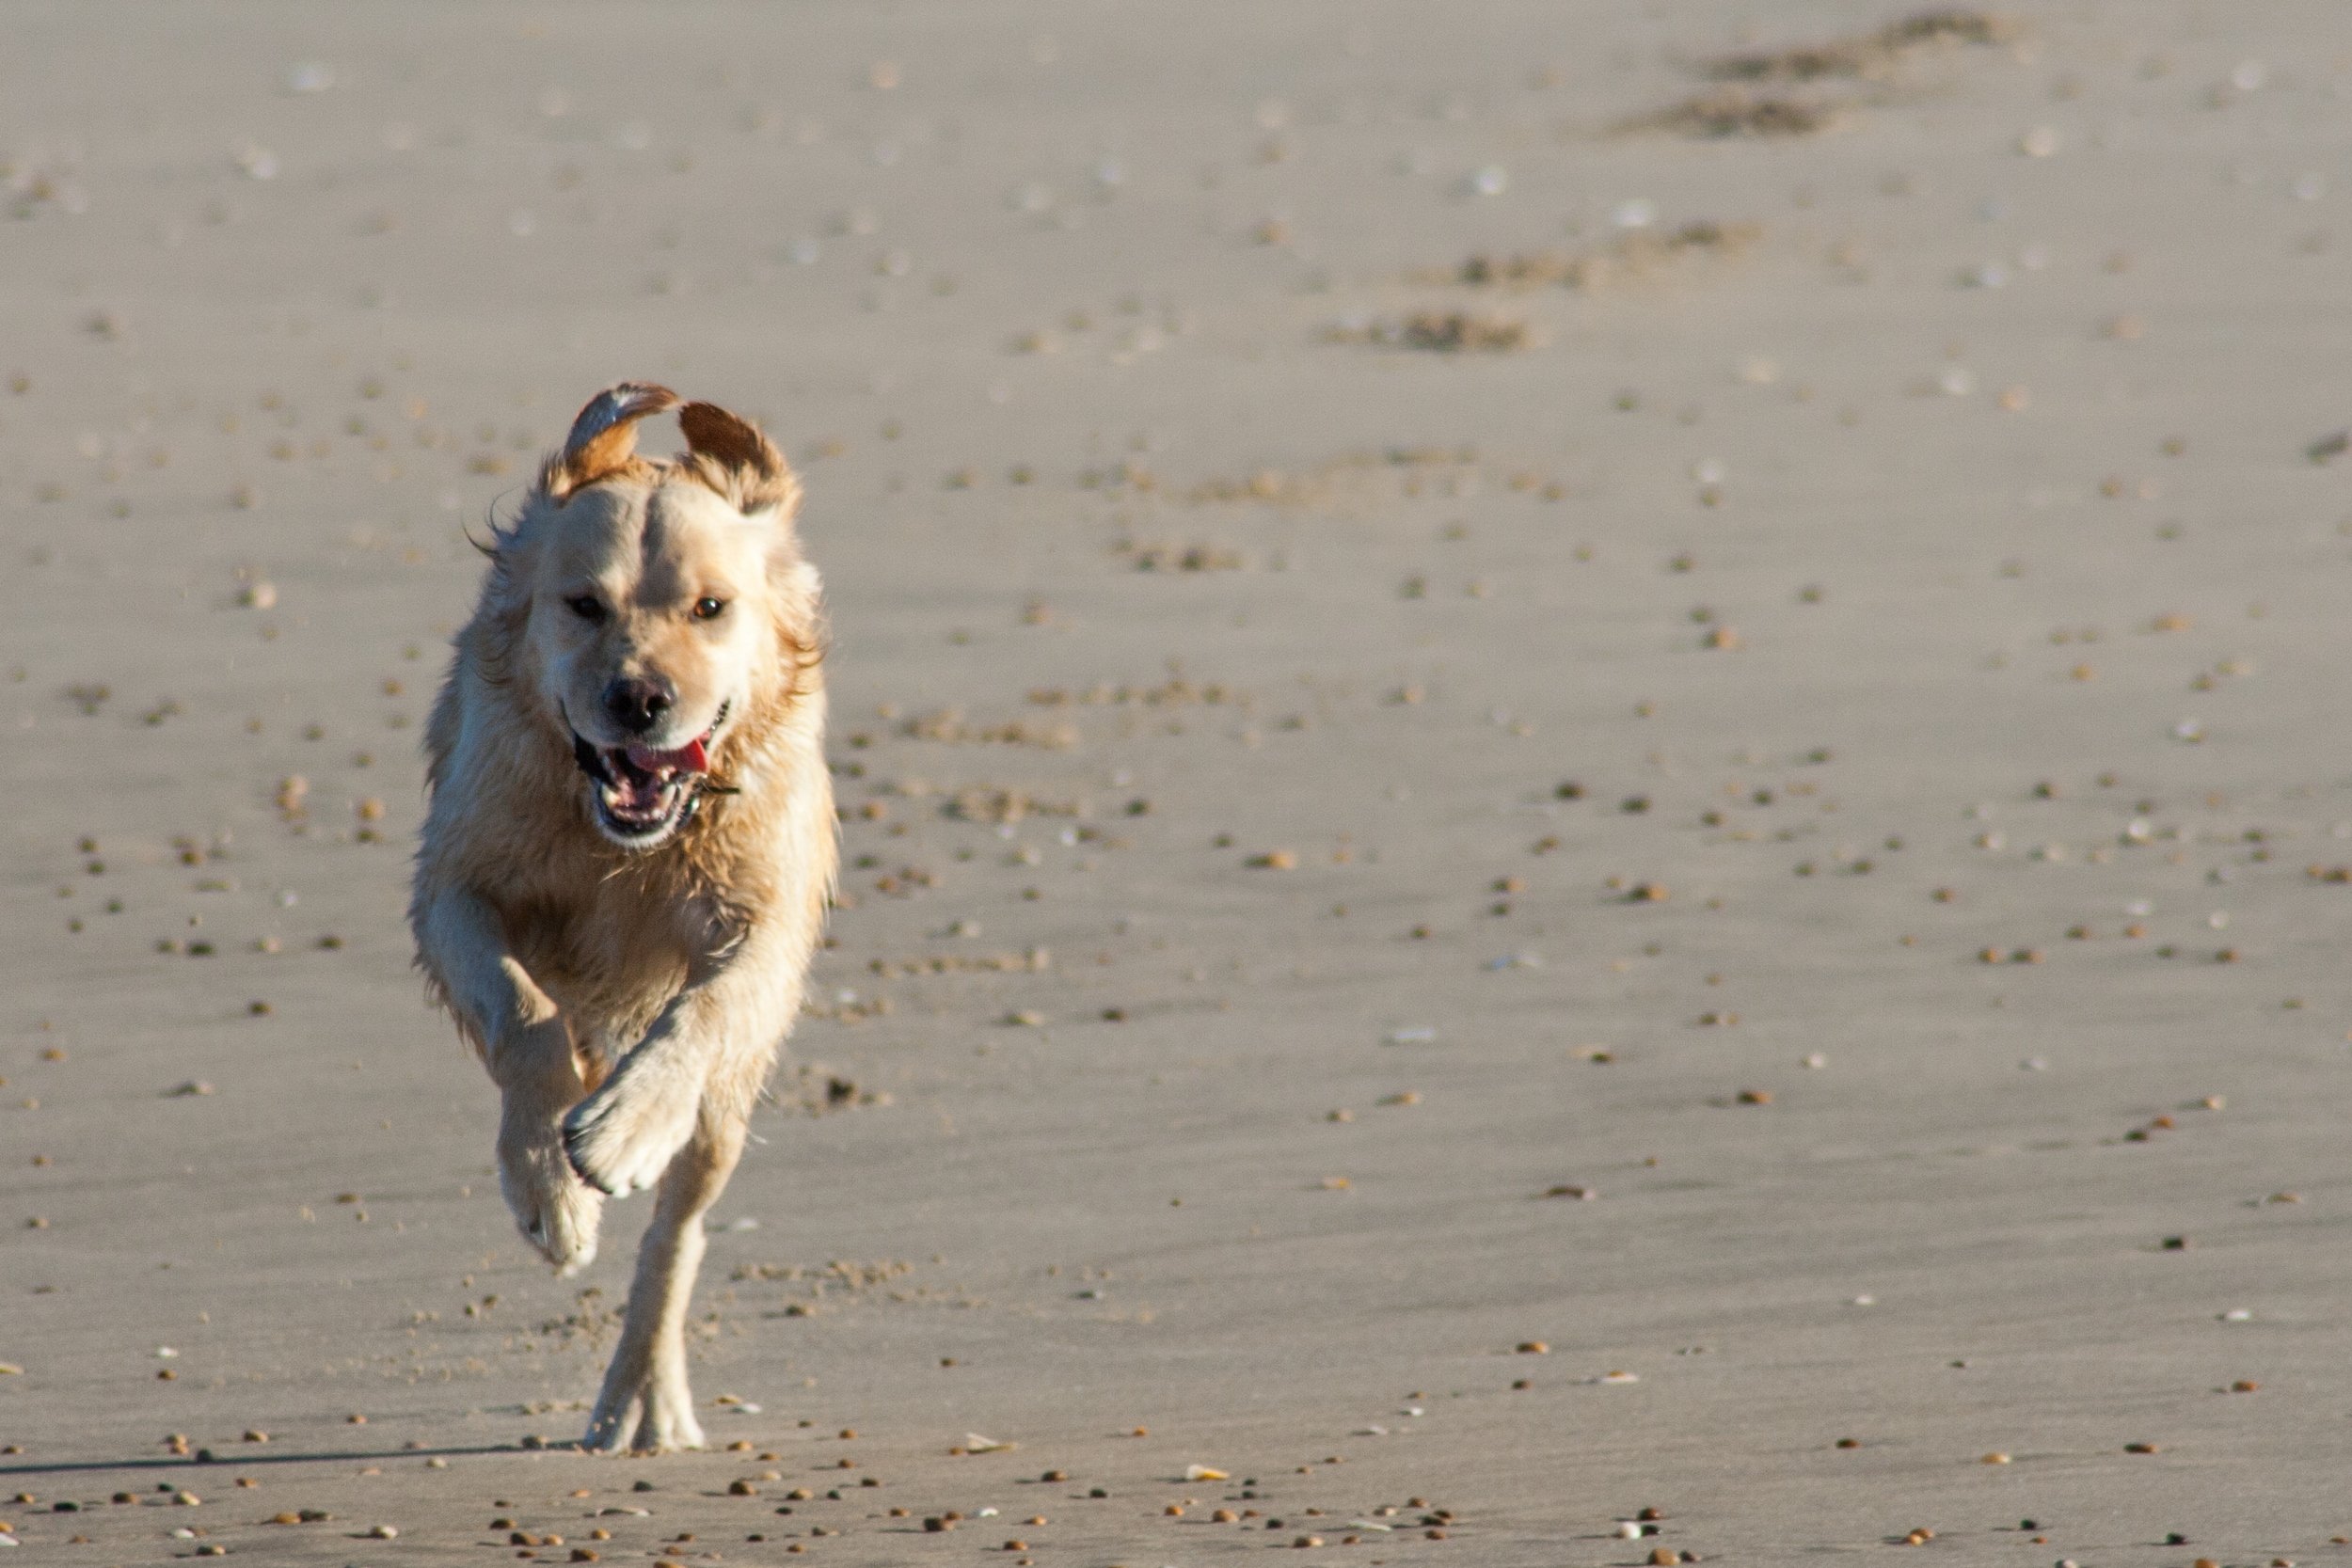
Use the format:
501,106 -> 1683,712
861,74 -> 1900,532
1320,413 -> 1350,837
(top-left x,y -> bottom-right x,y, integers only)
410,384 -> 834,1453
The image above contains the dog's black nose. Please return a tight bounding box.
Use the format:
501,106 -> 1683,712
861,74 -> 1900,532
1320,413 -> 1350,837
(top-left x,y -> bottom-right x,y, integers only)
604,677 -> 675,736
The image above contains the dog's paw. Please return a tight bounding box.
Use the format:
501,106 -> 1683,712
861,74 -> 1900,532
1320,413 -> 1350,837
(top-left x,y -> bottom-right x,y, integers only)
498,1106 -> 604,1275
581,1366 -> 705,1454
563,1067 -> 698,1196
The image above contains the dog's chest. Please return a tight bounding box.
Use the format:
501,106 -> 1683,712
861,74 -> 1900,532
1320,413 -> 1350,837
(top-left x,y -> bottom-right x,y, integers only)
501,864 -> 724,1034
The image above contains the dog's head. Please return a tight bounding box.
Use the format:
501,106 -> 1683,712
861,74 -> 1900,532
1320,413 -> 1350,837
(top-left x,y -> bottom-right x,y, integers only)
484,383 -> 818,850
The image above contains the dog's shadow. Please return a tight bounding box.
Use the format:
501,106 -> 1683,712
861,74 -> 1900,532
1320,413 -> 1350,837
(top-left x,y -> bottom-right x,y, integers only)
0,1443 -> 529,1479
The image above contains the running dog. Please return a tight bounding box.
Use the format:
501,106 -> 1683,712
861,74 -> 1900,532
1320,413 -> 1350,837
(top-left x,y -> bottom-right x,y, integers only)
410,383 -> 835,1452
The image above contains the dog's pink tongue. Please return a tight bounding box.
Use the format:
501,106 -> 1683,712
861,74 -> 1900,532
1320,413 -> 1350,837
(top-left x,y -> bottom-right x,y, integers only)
625,736 -> 707,775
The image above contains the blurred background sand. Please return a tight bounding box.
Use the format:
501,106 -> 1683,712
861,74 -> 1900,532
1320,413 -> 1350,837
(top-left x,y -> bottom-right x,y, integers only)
5,3 -> 2352,1562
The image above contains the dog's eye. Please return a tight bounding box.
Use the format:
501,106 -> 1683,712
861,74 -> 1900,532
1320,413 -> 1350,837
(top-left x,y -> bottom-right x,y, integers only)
565,594 -> 607,623
691,596 -> 727,621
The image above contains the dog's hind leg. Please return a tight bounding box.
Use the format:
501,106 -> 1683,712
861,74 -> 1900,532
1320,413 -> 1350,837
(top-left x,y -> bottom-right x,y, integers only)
580,1106 -> 745,1454
415,885 -> 605,1272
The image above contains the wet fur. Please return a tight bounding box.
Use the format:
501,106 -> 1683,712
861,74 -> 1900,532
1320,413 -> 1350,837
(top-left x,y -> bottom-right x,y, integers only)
409,385 -> 834,1453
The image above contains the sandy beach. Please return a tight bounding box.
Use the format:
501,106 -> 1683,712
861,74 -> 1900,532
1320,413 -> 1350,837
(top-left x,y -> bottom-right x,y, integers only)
7,2 -> 2352,1561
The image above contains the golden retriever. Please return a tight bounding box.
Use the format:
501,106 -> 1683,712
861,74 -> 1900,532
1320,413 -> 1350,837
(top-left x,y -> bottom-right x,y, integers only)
410,383 -> 834,1452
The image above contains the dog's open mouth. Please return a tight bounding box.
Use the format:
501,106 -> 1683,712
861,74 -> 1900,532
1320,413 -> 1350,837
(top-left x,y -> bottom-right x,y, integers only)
569,703 -> 728,845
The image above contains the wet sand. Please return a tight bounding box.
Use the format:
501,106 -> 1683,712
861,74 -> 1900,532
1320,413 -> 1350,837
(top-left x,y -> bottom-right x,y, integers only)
6,3 -> 2352,1562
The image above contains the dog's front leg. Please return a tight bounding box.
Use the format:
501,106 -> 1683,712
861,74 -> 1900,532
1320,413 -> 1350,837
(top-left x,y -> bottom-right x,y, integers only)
495,1031 -> 605,1275
561,930 -> 802,1197
415,885 -> 604,1272
580,1110 -> 745,1453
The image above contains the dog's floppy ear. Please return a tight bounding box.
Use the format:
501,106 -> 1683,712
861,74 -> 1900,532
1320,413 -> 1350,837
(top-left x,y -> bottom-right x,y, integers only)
540,381 -> 680,500
678,401 -> 802,520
